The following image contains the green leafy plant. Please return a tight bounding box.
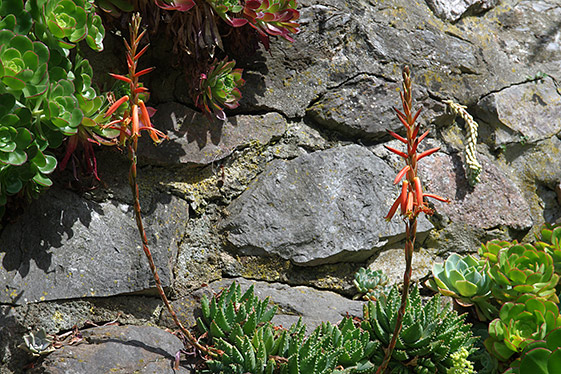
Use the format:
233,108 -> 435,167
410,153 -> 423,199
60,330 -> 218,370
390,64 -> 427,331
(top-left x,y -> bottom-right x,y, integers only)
377,66 -> 450,373
484,294 -> 561,362
353,268 -> 392,301
362,285 -> 476,373
487,242 -> 559,304
505,327 -> 561,374
427,253 -> 498,321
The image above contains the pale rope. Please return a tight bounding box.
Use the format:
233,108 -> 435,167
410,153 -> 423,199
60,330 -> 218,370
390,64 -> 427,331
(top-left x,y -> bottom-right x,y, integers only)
444,100 -> 482,186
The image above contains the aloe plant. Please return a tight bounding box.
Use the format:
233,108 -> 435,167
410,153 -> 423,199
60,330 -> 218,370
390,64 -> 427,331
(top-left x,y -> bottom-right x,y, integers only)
362,285 -> 476,373
427,253 -> 498,321
196,282 -> 277,344
485,294 -> 561,362
488,242 -> 559,303
505,327 -> 561,374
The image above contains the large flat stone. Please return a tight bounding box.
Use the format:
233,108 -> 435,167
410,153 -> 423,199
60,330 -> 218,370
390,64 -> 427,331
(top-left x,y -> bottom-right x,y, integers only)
29,325 -> 191,374
0,188 -> 188,305
138,102 -> 287,166
220,144 -> 432,265
160,278 -> 365,334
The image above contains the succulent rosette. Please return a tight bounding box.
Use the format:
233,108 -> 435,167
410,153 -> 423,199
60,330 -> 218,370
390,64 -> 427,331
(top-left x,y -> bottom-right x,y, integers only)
0,30 -> 49,98
485,294 -> 561,362
243,0 -> 299,48
427,253 -> 498,321
505,327 -> 561,374
44,79 -> 83,136
534,223 -> 561,276
0,0 -> 33,35
488,242 -> 559,303
353,267 -> 392,301
196,58 -> 244,120
44,0 -> 88,46
479,239 -> 514,265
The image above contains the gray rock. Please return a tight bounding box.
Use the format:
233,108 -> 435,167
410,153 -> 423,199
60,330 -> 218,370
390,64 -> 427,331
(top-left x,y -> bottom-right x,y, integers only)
0,188 -> 187,305
221,145 -> 432,266
29,325 -> 190,374
426,0 -> 499,21
476,78 -> 561,146
307,75 -> 404,141
138,102 -> 287,166
234,0 -> 547,119
367,246 -> 438,286
418,148 -> 533,230
161,278 -> 364,333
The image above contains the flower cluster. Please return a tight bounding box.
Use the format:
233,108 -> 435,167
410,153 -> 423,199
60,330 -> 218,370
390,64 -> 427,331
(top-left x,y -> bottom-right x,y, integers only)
384,67 -> 449,222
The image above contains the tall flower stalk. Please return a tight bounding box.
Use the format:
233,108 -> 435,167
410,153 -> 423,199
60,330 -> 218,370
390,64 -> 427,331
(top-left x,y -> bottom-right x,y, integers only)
375,66 -> 449,374
103,14 -> 209,355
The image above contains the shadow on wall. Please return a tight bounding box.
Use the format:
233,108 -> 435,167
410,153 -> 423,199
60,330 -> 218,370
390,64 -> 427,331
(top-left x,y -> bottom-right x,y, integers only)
0,188 -> 104,278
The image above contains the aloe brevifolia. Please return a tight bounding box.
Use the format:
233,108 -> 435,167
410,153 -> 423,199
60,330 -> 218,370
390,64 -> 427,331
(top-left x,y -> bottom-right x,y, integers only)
103,13 -> 210,355
377,66 -> 449,374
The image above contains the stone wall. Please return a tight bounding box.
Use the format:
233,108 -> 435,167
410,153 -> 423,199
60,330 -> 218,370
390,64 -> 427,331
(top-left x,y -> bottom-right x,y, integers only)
1,0 -> 561,372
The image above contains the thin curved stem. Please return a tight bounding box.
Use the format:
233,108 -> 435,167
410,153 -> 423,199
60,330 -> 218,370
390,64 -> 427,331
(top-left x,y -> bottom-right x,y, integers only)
127,140 -> 212,356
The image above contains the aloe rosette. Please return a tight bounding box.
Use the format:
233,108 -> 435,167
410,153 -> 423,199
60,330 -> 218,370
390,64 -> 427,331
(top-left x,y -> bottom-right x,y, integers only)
505,327 -> 561,374
361,286 -> 476,373
485,294 -> 561,362
0,30 -> 49,98
427,253 -> 498,321
488,242 -> 559,303
196,58 -> 244,120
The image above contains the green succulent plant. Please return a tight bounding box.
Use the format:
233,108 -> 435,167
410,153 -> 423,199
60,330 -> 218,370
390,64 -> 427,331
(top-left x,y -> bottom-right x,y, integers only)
21,328 -> 55,356
534,223 -> 561,276
505,327 -> 561,374
353,267 -> 392,301
196,282 -> 277,344
427,253 -> 498,321
446,347 -> 475,374
0,30 -> 49,97
0,0 -> 106,215
484,294 -> 561,362
361,285 -> 476,373
479,239 -> 514,265
488,242 -> 559,303
196,57 -> 245,120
